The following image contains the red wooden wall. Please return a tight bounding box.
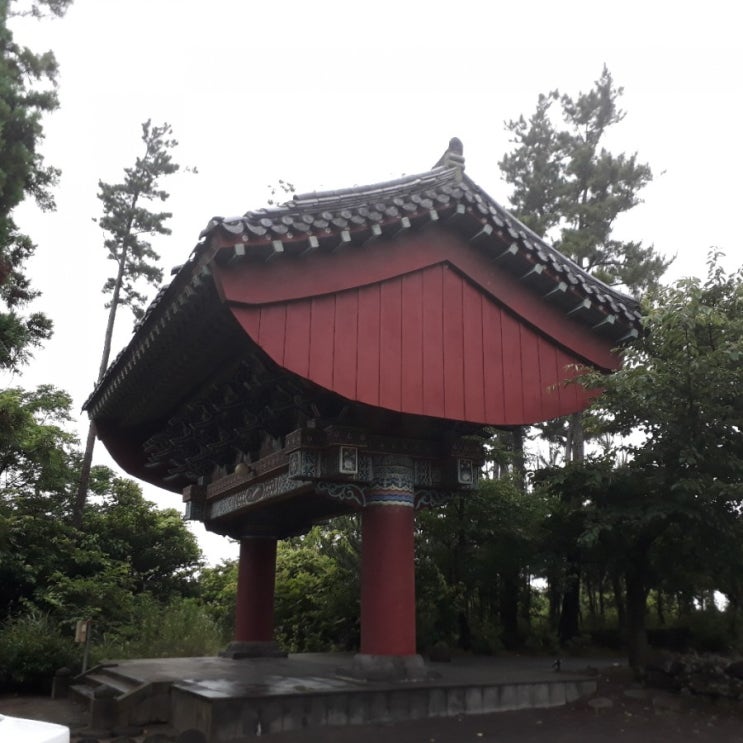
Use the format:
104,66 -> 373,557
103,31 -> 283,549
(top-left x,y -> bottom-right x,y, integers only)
230,262 -> 592,427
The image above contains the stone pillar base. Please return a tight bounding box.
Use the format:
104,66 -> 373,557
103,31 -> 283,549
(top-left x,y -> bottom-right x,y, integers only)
350,653 -> 427,681
219,641 -> 287,659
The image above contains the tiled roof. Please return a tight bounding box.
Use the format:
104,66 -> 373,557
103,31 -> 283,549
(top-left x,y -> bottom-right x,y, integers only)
85,139 -> 641,417
200,140 -> 641,330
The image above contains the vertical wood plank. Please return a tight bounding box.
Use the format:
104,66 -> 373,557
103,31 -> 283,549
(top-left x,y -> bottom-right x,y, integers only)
401,272 -> 424,414
481,297 -> 505,423
501,310 -> 524,424
520,325 -> 542,422
308,295 -> 336,391
333,290 -> 359,400
356,284 -> 381,407
538,336 -> 562,422
257,303 -> 287,365
421,266 -> 445,417
442,267 -> 465,419
283,300 -> 311,378
231,306 -> 260,340
462,281 -> 485,422
556,348 -> 582,412
379,278 -> 403,411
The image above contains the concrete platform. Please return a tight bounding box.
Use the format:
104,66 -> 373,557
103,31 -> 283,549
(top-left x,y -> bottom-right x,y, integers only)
73,653 -> 605,740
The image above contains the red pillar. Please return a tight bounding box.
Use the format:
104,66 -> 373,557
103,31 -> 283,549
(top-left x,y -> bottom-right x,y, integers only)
234,537 -> 277,642
360,502 -> 416,655
359,455 -> 417,657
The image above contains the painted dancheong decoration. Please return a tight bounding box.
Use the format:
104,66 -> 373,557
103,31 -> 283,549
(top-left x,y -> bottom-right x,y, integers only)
84,138 -> 640,676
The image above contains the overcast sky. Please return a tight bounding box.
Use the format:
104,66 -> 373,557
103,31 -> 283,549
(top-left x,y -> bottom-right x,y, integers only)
7,0 -> 742,563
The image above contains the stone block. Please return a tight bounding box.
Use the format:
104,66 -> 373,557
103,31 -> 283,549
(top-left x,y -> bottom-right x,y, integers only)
407,690 -> 428,720
548,682 -> 566,706
446,687 -> 465,716
499,684 -> 518,711
428,688 -> 447,718
482,685 -> 500,713
464,687 -> 483,714
347,693 -> 369,725
367,691 -> 389,723
305,694 -> 328,729
326,693 -> 349,727
530,682 -> 551,708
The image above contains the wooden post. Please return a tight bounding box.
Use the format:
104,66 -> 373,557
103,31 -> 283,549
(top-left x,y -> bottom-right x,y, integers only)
220,536 -> 285,658
353,455 -> 423,679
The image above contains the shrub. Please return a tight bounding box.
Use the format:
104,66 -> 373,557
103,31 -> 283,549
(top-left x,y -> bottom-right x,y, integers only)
92,596 -> 223,661
686,609 -> 733,653
0,612 -> 80,693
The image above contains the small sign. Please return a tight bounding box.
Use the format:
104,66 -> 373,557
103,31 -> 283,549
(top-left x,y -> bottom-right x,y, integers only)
75,619 -> 91,643
457,458 -> 474,485
339,446 -> 358,475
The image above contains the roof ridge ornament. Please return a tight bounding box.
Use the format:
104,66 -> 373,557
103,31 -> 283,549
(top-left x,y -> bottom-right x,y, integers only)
434,137 -> 465,180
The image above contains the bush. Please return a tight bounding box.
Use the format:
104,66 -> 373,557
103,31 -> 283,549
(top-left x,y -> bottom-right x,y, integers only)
686,609 -> 733,653
0,612 -> 80,693
92,596 -> 223,661
525,622 -> 560,654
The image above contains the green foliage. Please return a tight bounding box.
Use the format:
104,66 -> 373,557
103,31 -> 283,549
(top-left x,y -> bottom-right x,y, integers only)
683,608 -> 735,654
0,0 -> 66,370
197,558 -> 237,640
92,595 -> 223,661
500,66 -> 669,297
0,399 -> 203,627
76,119 -> 183,525
84,474 -> 202,599
95,119 -> 180,321
592,254 -> 743,484
0,385 -> 76,494
274,521 -> 360,652
9,0 -> 72,19
0,612 -> 78,692
535,256 -> 743,664
417,477 -> 545,651
498,91 -> 564,239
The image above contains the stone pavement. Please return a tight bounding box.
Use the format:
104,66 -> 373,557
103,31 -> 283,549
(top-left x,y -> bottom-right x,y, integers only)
5,655 -> 742,742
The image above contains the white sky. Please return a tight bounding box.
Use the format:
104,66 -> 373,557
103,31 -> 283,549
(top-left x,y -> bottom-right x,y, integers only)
6,0 -> 743,564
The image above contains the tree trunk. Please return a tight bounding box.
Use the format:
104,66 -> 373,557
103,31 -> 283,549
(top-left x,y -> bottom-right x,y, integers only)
625,563 -> 649,671
611,570 -> 626,630
586,574 -> 596,621
548,574 -> 562,631
656,589 -> 666,625
521,572 -> 532,631
566,413 -> 585,463
499,570 -> 520,649
511,426 -> 526,489
72,249 -> 128,528
558,562 -> 581,644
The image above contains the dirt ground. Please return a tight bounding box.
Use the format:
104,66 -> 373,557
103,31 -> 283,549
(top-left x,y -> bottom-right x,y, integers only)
1,666 -> 743,742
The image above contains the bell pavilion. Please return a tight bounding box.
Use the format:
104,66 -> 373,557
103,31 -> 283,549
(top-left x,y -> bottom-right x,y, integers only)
84,138 -> 640,678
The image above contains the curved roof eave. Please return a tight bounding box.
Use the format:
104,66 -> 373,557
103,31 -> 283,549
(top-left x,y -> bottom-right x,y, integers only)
85,139 -> 642,419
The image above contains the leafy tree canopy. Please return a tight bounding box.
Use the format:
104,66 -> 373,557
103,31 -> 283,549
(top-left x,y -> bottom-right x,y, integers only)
500,66 -> 670,297
95,119 -> 180,323
0,0 -> 69,369
537,254 -> 743,665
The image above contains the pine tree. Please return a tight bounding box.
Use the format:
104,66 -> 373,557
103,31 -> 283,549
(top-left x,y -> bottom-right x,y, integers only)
499,68 -> 671,642
0,0 -> 71,370
73,121 -> 180,527
500,65 -> 670,298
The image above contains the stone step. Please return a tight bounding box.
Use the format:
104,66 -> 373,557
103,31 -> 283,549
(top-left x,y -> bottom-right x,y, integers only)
84,672 -> 138,695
